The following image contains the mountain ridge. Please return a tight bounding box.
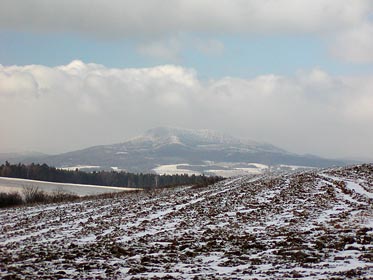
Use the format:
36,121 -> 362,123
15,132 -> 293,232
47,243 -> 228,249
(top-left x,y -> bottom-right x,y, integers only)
4,127 -> 346,175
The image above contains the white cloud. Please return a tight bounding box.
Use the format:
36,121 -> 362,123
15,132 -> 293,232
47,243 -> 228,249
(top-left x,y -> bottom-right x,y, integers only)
0,61 -> 372,159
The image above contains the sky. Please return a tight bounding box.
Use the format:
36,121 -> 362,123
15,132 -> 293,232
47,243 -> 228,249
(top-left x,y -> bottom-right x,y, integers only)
0,0 -> 373,160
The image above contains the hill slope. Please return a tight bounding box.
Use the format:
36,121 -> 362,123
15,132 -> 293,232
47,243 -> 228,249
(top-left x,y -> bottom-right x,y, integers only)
0,164 -> 372,279
25,127 -> 344,175
0,176 -> 138,196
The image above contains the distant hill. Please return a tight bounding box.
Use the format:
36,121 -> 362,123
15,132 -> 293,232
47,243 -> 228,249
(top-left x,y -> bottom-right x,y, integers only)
5,127 -> 346,176
0,151 -> 48,163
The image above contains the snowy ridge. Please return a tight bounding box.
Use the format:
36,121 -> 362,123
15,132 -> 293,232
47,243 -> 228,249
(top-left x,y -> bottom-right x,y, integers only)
0,164 -> 372,279
144,127 -> 242,145
26,126 -> 344,173
126,126 -> 263,150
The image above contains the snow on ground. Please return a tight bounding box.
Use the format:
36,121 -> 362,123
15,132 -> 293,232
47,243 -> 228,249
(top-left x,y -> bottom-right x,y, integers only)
278,164 -> 314,171
153,164 -> 202,176
111,166 -> 126,172
0,164 -> 372,279
247,163 -> 268,169
59,165 -> 101,171
153,162 -> 315,177
153,162 -> 269,177
204,169 -> 248,177
0,177 -> 139,196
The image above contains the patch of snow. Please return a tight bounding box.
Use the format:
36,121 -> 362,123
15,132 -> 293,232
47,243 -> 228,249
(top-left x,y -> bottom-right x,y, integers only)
278,164 -> 314,170
345,181 -> 373,199
0,176 -> 139,196
59,165 -> 101,171
153,164 -> 201,176
110,166 -> 125,172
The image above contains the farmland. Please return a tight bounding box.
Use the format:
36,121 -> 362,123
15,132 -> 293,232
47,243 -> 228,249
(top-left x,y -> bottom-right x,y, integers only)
1,165 -> 372,279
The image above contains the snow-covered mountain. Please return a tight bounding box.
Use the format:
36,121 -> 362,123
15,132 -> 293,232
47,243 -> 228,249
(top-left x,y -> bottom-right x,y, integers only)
18,127 -> 344,175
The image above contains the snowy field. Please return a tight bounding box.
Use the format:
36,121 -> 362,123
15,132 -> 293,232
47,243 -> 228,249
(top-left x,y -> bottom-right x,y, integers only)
153,164 -> 203,176
152,162 -> 270,176
152,162 -> 312,177
0,177 -> 139,196
0,164 -> 372,279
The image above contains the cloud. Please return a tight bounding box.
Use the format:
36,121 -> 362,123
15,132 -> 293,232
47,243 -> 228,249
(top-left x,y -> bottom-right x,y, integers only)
1,1 -> 372,64
137,36 -> 224,62
0,0 -> 370,36
0,61 -> 372,159
195,39 -> 224,56
330,22 -> 373,63
137,38 -> 182,62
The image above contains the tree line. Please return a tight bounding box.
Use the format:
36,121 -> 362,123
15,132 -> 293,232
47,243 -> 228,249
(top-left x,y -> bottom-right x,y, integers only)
0,162 -> 222,189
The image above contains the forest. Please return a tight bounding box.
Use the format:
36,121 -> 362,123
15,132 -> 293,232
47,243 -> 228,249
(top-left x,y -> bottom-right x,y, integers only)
0,162 -> 222,189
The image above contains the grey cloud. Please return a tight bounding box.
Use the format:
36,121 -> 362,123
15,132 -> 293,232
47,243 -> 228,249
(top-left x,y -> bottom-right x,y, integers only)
2,1 -> 372,63
0,0 -> 370,37
330,22 -> 373,63
137,38 -> 182,62
0,61 -> 372,159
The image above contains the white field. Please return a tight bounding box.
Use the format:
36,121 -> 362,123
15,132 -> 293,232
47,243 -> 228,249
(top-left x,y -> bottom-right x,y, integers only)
153,162 -> 269,177
0,177 -> 139,196
153,164 -> 202,176
0,165 -> 372,279
59,165 -> 101,171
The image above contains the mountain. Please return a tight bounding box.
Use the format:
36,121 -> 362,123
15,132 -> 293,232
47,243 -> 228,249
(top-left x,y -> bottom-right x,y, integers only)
0,151 -> 48,163
11,127 -> 345,175
1,164 -> 372,278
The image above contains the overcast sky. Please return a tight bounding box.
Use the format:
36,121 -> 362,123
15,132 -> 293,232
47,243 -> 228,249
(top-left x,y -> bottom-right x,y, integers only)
1,0 -> 373,160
